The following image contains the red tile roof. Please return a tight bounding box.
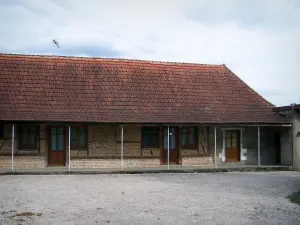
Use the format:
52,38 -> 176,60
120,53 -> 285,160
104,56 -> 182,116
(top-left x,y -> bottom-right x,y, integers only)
0,54 -> 288,124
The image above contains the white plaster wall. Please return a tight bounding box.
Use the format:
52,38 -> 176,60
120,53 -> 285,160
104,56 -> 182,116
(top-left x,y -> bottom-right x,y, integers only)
292,112 -> 300,169
280,127 -> 293,166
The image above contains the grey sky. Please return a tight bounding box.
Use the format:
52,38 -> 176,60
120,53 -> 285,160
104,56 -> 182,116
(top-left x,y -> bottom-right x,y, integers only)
0,0 -> 299,106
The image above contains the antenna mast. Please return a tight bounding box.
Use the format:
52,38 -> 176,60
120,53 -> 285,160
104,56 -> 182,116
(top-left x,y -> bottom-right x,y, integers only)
53,39 -> 60,48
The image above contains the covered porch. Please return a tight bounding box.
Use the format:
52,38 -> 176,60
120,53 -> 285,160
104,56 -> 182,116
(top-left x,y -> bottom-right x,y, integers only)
0,122 -> 293,171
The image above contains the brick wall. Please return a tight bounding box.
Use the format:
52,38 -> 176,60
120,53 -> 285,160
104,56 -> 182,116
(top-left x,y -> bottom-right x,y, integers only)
181,126 -> 210,157
117,125 -> 142,156
84,124 -> 160,157
142,148 -> 160,157
0,123 -> 216,169
90,125 -> 117,156
71,124 -> 145,157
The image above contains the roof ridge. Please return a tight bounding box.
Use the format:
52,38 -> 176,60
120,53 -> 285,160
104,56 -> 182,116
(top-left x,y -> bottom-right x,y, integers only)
0,52 -> 224,67
223,65 -> 275,107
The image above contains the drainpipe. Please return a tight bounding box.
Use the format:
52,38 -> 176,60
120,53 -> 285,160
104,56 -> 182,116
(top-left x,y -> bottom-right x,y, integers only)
258,126 -> 261,167
11,124 -> 15,172
167,126 -> 170,170
68,125 -> 71,172
214,126 -> 217,168
121,125 -> 124,170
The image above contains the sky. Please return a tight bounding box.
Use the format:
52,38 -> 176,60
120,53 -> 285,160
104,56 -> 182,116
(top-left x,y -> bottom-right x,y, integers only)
0,0 -> 299,106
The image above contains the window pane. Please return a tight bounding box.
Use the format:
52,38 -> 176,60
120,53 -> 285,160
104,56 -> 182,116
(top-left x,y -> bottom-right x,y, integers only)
51,128 -> 57,151
20,126 -> 27,144
226,137 -> 231,148
164,128 -> 177,150
232,138 -> 237,148
30,126 -> 37,144
170,128 -> 176,149
188,128 -> 195,145
232,132 -> 237,148
142,127 -> 159,147
232,132 -> 237,139
181,128 -> 187,145
163,128 -> 168,149
71,127 -> 77,145
79,127 -> 85,145
57,128 -> 64,151
143,135 -> 156,147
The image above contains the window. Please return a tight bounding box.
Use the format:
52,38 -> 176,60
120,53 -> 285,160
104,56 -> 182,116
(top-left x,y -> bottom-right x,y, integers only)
70,125 -> 87,149
164,127 -> 176,150
19,125 -> 39,149
0,123 -> 4,138
50,127 -> 64,151
226,131 -> 238,149
141,127 -> 159,148
181,127 -> 197,149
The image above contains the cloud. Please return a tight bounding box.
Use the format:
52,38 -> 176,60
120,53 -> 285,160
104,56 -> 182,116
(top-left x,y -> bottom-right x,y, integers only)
0,0 -> 299,106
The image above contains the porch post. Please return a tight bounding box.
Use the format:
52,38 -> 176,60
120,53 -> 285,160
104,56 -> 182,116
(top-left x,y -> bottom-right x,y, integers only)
167,126 -> 170,170
121,125 -> 124,170
258,126 -> 261,167
68,125 -> 71,172
11,124 -> 15,172
214,126 -> 217,168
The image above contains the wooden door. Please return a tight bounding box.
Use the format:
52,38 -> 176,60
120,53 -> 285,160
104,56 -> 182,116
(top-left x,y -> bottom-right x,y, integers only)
274,132 -> 281,164
48,126 -> 66,166
162,127 -> 179,165
225,130 -> 240,161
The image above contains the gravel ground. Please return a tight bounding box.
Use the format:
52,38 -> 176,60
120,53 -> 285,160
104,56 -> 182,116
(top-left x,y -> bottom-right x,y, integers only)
0,171 -> 300,225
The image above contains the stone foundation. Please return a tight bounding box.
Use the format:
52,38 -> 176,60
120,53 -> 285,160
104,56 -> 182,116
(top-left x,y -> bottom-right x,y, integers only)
0,156 -> 46,169
182,156 -> 213,166
71,158 -> 160,169
0,155 -> 214,169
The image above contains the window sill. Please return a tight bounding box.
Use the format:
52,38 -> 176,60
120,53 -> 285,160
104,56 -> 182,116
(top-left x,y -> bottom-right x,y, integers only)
18,150 -> 40,154
18,147 -> 39,150
0,152 -> 43,156
18,149 -> 39,151
142,146 -> 160,149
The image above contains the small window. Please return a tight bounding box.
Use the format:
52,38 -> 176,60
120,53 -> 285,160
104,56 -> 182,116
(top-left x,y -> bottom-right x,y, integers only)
141,127 -> 159,148
181,127 -> 197,149
19,125 -> 39,149
70,125 -> 87,149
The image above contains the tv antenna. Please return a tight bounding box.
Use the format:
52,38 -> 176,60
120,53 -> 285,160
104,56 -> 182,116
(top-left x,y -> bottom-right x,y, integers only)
53,39 -> 60,48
